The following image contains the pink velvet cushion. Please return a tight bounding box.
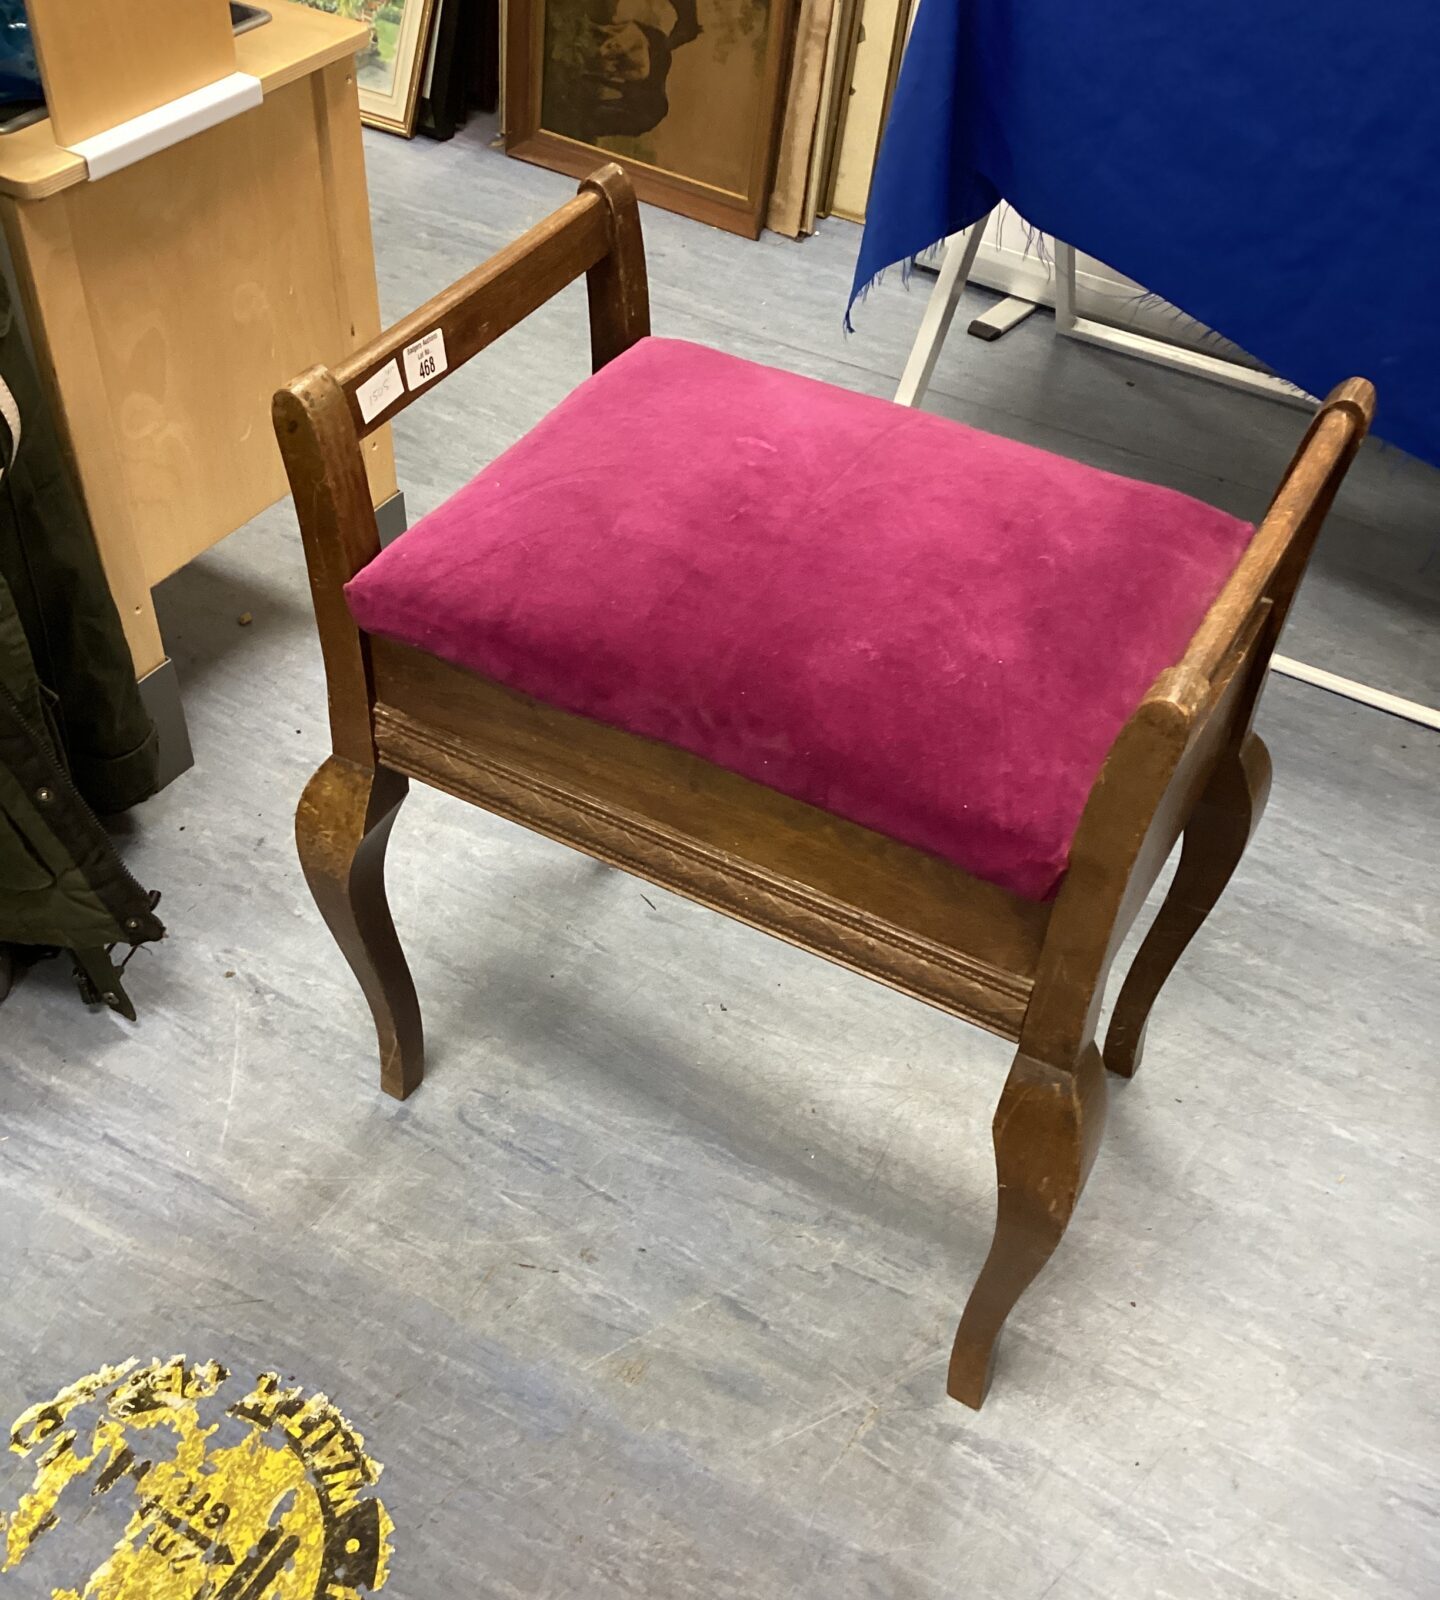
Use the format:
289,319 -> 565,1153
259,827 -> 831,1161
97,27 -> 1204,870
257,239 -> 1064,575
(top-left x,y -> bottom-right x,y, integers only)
346,338 -> 1252,900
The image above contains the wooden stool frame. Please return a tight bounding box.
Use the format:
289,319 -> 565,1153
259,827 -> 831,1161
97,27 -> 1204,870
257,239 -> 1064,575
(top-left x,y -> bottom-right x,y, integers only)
274,166 -> 1373,1408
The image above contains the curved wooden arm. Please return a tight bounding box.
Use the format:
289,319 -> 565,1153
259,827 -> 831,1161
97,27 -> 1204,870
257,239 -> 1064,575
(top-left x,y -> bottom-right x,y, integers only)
272,166 -> 650,761
1020,376 -> 1375,1068
327,163 -> 648,439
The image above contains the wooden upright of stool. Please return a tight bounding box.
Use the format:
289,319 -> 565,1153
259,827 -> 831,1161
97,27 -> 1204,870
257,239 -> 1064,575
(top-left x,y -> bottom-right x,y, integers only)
275,168 -> 1372,1408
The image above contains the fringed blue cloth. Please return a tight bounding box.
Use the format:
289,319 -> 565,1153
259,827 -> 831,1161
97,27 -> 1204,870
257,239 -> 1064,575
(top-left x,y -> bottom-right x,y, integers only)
850,0 -> 1440,467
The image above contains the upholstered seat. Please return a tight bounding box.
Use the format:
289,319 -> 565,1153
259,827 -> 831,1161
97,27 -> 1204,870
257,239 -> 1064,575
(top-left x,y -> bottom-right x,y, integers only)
345,337 -> 1252,901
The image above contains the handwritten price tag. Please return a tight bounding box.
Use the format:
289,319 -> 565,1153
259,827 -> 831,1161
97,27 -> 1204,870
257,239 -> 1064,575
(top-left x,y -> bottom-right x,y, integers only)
356,359 -> 404,425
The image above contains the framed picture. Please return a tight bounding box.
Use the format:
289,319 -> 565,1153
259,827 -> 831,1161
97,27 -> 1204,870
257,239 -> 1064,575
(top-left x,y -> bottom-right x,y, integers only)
505,0 -> 796,238
297,0 -> 438,135
416,0 -> 462,139
414,0 -> 499,140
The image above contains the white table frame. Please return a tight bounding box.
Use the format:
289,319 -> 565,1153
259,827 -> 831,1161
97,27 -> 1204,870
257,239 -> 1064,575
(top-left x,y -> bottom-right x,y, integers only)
896,218 -> 1440,731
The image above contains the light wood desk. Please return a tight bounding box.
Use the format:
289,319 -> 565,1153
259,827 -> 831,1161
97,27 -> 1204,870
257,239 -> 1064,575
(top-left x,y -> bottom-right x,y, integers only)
0,1 -> 398,778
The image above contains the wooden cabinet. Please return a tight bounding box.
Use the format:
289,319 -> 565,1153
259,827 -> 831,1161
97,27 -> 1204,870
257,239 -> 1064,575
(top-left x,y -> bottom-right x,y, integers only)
1,1 -> 396,776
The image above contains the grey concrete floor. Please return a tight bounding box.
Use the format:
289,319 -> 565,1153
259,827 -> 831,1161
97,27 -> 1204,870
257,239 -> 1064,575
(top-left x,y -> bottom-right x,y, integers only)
3,124 -> 1439,1599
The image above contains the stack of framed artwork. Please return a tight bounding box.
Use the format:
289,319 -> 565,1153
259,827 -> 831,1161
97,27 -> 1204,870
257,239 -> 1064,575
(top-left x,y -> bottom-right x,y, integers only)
764,0 -> 911,234
291,0 -> 905,236
415,0 -> 500,138
291,0 -> 493,137
501,0 -> 909,238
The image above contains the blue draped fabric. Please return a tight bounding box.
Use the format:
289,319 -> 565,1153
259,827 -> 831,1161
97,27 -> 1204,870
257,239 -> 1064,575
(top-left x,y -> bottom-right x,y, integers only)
0,2 -> 40,102
850,0 -> 1440,467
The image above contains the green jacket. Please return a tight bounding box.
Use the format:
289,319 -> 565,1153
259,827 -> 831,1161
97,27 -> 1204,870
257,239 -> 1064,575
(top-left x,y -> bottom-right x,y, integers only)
0,276 -> 164,1015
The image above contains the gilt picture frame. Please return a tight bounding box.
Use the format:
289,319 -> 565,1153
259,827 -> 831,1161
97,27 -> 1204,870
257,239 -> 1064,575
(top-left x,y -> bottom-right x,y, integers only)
296,0 -> 438,135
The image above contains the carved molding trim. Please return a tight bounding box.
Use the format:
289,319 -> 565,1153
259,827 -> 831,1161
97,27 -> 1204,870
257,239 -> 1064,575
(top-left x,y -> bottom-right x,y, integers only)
376,705 -> 1030,1040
